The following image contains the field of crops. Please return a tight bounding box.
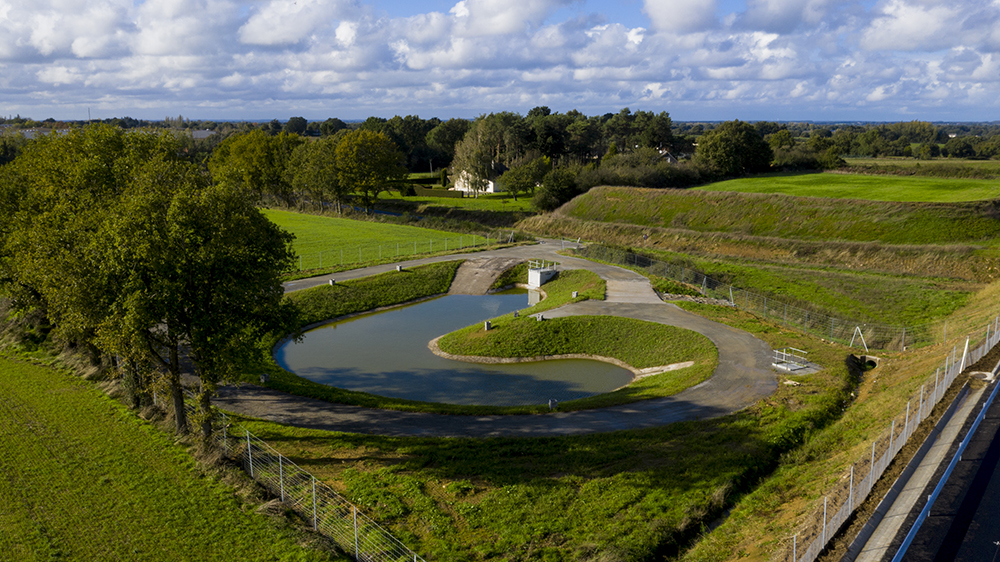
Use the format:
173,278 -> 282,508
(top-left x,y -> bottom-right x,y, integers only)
696,171 -> 1000,202
0,357 -> 339,561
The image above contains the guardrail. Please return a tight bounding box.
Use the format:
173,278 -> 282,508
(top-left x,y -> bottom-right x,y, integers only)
779,322 -> 999,562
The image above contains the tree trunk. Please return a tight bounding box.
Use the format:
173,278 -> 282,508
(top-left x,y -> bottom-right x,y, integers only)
169,344 -> 188,435
198,382 -> 213,440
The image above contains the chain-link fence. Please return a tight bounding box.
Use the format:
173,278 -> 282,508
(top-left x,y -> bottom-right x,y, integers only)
777,320 -> 1000,562
152,395 -> 425,562
293,231 -> 520,271
576,245 -> 935,351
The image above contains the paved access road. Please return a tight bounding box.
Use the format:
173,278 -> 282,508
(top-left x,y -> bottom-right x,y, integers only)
213,240 -> 778,437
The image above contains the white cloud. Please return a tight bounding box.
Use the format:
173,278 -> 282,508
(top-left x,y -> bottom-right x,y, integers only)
643,0 -> 718,33
450,0 -> 576,36
238,0 -> 356,46
860,0 -> 969,52
4,0 -> 1000,121
740,0 -> 833,33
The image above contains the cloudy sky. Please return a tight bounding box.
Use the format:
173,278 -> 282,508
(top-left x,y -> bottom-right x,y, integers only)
3,0 -> 1000,122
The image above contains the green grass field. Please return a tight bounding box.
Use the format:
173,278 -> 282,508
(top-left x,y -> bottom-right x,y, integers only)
378,190 -> 537,213
0,357 -> 340,562
262,208 -> 498,271
555,186 -> 1000,247
696,172 -> 1000,202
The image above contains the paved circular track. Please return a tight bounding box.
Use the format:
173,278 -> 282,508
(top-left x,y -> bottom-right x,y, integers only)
213,239 -> 777,437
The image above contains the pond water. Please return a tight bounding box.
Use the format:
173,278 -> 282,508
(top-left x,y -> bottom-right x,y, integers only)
275,292 -> 634,406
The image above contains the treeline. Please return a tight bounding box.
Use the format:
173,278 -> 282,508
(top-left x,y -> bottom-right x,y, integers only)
6,113 -> 1000,216
0,126 -> 299,438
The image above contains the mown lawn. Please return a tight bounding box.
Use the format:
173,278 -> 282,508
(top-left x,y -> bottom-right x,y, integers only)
0,356 -> 341,562
378,190 -> 537,213
263,208 -> 493,271
696,171 -> 1000,202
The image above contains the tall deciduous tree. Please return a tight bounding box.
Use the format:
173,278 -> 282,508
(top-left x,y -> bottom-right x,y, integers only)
286,137 -> 347,213
335,129 -> 407,213
208,130 -> 304,206
498,156 -> 550,201
695,120 -> 773,177
1,125 -> 296,437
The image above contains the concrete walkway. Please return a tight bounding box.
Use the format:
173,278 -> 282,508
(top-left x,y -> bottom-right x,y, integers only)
212,240 -> 778,437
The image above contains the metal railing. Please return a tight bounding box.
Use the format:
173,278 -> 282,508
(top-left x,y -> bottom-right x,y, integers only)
778,320 -> 1000,562
576,245 -> 938,351
154,394 -> 425,562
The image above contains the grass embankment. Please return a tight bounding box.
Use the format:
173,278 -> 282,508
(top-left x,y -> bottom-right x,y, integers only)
554,186 -> 1000,247
641,250 -> 973,328
0,356 -> 341,561
228,303 -> 856,562
520,186 -> 991,329
437,267 -> 718,410
674,294 -> 993,561
697,171 -> 1000,202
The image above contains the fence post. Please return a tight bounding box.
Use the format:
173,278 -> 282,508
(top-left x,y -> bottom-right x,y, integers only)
905,401 -> 910,441
889,420 -> 895,456
313,476 -> 318,531
870,441 -> 876,488
279,454 -> 285,502
793,535 -> 797,562
850,465 -> 854,509
920,385 -> 925,420
247,430 -> 253,479
901,327 -> 906,351
354,505 -> 359,560
823,496 -> 828,544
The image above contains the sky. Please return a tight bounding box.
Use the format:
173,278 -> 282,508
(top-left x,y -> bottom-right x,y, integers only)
3,0 -> 1000,122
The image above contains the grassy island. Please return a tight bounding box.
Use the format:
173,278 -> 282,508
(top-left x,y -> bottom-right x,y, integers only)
436,314 -> 717,410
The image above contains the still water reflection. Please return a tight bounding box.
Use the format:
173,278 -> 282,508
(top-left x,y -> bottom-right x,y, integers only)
275,293 -> 633,406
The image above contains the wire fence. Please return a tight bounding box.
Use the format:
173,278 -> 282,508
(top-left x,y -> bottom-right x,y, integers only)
576,245 -> 937,351
293,231 -> 519,272
777,320 -> 1000,562
154,393 -> 425,562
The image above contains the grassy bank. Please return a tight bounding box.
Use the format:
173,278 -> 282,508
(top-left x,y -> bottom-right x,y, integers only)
553,186 -> 1000,247
437,314 -> 717,410
0,356 -> 340,561
229,302 -> 856,562
674,299 -> 985,561
697,171 -> 1000,202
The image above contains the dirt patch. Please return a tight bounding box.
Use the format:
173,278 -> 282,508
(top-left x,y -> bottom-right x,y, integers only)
449,257 -> 525,295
